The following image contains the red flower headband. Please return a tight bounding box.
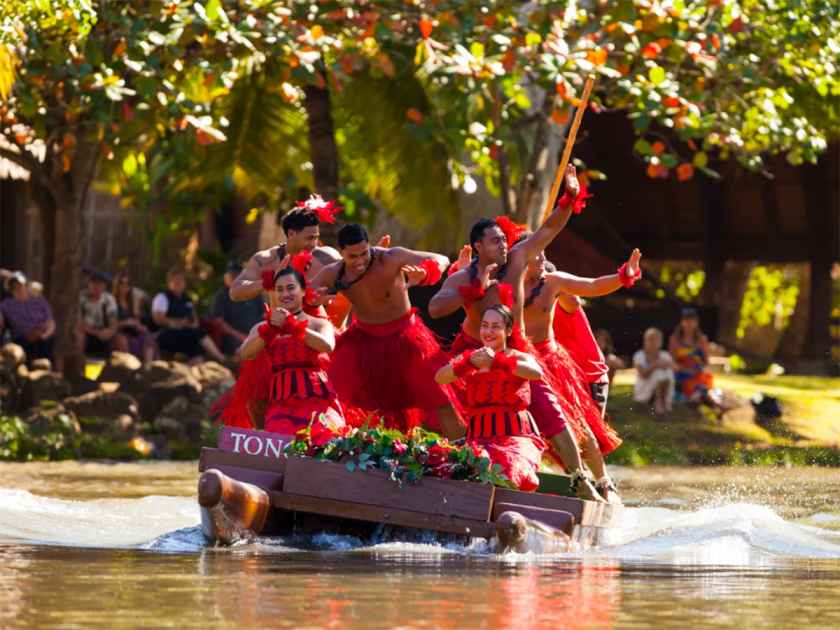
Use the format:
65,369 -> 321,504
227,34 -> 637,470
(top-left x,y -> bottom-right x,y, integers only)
494,215 -> 527,246
296,194 -> 341,224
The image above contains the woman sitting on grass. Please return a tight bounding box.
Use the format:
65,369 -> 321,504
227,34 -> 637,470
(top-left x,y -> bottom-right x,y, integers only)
669,308 -> 725,415
435,304 -> 546,492
238,263 -> 345,437
633,327 -> 675,415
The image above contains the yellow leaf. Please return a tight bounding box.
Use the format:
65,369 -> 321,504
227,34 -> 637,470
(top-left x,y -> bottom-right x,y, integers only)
245,208 -> 260,224
0,45 -> 17,100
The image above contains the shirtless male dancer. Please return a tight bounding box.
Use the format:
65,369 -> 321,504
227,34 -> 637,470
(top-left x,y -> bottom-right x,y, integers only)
428,165 -> 603,501
309,223 -> 463,438
230,195 -> 341,306
521,246 -> 642,502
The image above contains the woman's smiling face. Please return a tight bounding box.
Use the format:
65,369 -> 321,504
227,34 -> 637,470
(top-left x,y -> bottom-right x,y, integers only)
480,308 -> 508,351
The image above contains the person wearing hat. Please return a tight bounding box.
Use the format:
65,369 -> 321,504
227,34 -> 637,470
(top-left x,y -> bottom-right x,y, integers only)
0,271 -> 56,363
77,270 -> 119,358
211,261 -> 266,356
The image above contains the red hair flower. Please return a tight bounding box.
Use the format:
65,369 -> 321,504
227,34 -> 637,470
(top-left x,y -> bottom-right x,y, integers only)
296,194 -> 341,223
495,215 -> 527,245
557,182 -> 593,215
290,250 -> 313,275
496,282 -> 514,308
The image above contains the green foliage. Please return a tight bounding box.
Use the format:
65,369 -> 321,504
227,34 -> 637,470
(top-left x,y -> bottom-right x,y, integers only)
737,265 -> 800,338
653,262 -> 705,301
0,411 -> 80,461
287,422 -> 512,487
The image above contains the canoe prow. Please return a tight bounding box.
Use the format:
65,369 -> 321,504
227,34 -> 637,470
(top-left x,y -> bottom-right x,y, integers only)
198,468 -> 271,545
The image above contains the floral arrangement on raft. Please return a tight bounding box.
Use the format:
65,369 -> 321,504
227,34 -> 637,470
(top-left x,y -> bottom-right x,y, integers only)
285,418 -> 512,488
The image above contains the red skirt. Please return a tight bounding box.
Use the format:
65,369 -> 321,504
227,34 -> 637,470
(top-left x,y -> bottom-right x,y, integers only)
211,352 -> 272,429
328,309 -> 451,433
469,435 -> 546,492
534,339 -> 622,455
265,398 -> 346,444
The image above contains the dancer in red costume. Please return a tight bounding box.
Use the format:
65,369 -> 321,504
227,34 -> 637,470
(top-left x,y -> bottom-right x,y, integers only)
429,165 -> 603,501
235,264 -> 345,437
435,305 -> 546,491
521,246 -> 642,502
309,223 -> 462,437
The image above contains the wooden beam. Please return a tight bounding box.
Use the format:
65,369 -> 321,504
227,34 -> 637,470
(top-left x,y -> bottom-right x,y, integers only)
270,491 -> 496,538
199,447 -> 287,474
282,456 -> 495,522
492,502 -> 575,536
493,487 -> 621,527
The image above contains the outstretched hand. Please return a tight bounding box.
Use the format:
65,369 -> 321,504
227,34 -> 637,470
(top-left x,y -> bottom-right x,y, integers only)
626,248 -> 642,276
456,244 -> 472,269
402,265 -> 427,287
563,164 -> 580,198
377,234 -> 391,248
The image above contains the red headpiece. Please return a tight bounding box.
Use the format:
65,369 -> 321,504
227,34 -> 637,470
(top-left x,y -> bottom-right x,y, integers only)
494,216 -> 527,247
296,194 -> 341,224
290,251 -> 313,275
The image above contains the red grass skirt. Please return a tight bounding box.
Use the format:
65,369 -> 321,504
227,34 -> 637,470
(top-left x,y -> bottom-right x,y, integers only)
469,435 -> 546,492
534,339 -> 622,455
328,309 -> 451,433
265,396 -> 345,436
211,352 -> 272,429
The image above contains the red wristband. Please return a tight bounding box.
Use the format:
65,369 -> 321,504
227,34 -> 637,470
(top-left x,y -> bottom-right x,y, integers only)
452,351 -> 477,378
261,269 -> 275,291
258,322 -> 281,343
557,182 -> 593,215
418,259 -> 442,286
617,262 -> 642,288
492,351 -> 518,374
458,281 -> 486,307
283,314 -> 308,341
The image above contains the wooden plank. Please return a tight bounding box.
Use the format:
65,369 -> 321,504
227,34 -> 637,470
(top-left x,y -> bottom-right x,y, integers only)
199,447 -> 286,474
217,427 -> 293,460
494,487 -> 620,527
270,491 -> 496,538
282,456 -> 495,522
492,502 -> 575,536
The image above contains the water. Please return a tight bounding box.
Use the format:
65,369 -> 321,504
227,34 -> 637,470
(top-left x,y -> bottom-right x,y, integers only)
1,463 -> 839,629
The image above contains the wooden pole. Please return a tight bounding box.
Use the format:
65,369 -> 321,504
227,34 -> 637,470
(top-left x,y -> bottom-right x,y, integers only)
540,76 -> 595,224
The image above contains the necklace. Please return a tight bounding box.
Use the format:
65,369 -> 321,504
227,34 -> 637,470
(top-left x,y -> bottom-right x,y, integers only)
335,248 -> 378,291
524,274 -> 546,308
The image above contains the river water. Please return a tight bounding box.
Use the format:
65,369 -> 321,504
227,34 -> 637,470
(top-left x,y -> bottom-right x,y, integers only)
1,462 -> 839,629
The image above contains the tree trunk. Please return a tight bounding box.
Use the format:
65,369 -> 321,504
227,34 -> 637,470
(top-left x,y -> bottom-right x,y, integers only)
303,82 -> 340,242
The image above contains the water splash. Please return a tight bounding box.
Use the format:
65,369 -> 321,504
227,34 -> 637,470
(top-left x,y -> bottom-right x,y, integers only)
2,486 -> 840,564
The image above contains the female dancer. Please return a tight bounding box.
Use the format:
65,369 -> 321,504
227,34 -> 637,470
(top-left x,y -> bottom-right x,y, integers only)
235,262 -> 345,437
435,304 -> 546,492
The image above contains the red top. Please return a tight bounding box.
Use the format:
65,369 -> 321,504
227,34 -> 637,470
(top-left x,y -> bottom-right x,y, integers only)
461,366 -> 530,415
552,303 -> 608,384
266,334 -> 333,402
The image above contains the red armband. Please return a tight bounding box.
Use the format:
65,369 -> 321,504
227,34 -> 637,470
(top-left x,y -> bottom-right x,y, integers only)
557,182 -> 593,215
492,351 -> 519,374
617,262 -> 642,289
258,322 -> 281,343
458,281 -> 486,307
283,314 -> 309,341
452,351 -> 477,378
447,260 -> 462,277
418,259 -> 442,286
261,269 -> 275,291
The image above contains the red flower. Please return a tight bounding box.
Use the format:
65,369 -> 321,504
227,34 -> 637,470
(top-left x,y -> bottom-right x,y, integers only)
309,418 -> 336,447
393,440 -> 408,456
431,462 -> 456,479
426,443 -> 452,467
297,194 -> 341,223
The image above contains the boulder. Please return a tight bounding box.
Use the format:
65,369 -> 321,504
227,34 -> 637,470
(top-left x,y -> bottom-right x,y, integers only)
190,361 -> 234,387
62,390 -> 139,421
97,352 -> 143,390
68,377 -> 101,397
31,357 -> 52,372
1,343 -> 26,371
142,360 -> 196,386
25,404 -> 81,438
152,395 -> 206,441
137,378 -> 202,420
19,369 -> 72,410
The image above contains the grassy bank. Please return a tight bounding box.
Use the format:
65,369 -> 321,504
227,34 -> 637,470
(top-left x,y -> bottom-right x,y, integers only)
606,370 -> 840,467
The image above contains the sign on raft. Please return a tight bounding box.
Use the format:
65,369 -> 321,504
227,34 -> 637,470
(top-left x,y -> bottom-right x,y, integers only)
217,427 -> 294,460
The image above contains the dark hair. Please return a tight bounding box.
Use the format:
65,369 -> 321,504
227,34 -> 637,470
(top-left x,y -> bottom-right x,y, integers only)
273,266 -> 306,289
338,223 -> 369,249
281,208 -> 320,235
469,218 -> 499,249
482,304 -> 514,332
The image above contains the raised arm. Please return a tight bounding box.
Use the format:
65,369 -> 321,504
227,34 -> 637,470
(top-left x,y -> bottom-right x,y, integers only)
308,261 -> 341,292
428,270 -> 467,319
230,249 -> 278,302
549,249 -> 642,298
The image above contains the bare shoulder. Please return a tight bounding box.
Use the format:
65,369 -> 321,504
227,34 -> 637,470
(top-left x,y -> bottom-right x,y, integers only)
313,246 -> 341,264
554,290 -> 580,312
444,267 -> 472,287
251,246 -> 281,269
